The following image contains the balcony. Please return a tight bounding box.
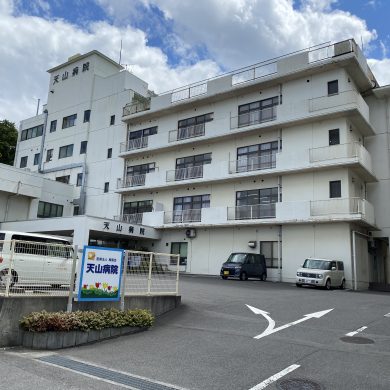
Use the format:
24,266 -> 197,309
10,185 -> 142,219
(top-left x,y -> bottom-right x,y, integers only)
120,137 -> 149,153
123,100 -> 151,116
227,204 -> 276,220
229,154 -> 277,174
230,106 -> 277,130
114,213 -> 143,224
164,209 -> 202,224
168,123 -> 205,142
166,165 -> 204,182
118,174 -> 146,188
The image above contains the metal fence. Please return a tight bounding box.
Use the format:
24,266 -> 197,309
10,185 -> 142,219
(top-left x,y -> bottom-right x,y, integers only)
0,240 -> 180,298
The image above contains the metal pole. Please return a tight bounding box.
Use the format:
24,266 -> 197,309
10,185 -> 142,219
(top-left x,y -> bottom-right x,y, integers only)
120,251 -> 126,311
278,226 -> 282,282
147,253 -> 153,295
175,254 -> 180,295
67,245 -> 78,313
5,240 -> 16,297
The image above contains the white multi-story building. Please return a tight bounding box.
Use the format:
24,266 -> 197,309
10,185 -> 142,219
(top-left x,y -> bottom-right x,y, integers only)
5,39 -> 390,289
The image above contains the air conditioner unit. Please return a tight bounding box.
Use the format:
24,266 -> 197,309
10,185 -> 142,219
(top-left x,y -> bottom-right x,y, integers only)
185,228 -> 196,238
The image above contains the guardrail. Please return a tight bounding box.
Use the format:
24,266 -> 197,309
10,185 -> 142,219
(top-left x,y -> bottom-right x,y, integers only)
168,123 -> 205,142
164,209 -> 202,224
166,165 -> 204,182
229,154 -> 277,174
227,204 -> 276,220
230,106 -> 277,129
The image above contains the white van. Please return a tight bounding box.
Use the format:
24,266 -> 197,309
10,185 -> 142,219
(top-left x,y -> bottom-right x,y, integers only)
0,231 -> 74,289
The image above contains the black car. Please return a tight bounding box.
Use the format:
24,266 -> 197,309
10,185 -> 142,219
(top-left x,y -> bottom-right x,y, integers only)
220,253 -> 267,281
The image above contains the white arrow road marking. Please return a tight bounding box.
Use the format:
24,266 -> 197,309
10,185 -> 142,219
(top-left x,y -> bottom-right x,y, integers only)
246,305 -> 334,339
248,364 -> 300,390
384,313 -> 390,317
345,326 -> 367,337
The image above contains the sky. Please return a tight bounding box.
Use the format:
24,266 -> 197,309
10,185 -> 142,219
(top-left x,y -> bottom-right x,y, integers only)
1,0 -> 389,126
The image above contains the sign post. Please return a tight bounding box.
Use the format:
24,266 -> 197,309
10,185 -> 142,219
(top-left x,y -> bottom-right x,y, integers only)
78,246 -> 124,302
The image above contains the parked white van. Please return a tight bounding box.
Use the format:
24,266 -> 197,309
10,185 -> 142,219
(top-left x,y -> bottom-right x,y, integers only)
0,231 -> 74,289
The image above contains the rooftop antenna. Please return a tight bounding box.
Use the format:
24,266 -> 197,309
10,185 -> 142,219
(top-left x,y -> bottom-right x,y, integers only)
119,39 -> 123,65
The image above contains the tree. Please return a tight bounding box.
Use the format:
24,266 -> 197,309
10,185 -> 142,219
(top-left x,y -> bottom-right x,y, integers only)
0,120 -> 18,166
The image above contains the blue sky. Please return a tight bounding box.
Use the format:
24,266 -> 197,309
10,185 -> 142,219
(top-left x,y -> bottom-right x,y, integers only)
1,0 -> 389,124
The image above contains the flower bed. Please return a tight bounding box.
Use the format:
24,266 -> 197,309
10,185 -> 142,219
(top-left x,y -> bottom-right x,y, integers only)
20,308 -> 154,349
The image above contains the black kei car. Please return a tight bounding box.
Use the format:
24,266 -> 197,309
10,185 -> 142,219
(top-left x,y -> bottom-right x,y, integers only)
220,253 -> 267,281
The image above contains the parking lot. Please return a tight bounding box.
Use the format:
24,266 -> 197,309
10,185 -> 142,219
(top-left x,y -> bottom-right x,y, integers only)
1,276 -> 390,389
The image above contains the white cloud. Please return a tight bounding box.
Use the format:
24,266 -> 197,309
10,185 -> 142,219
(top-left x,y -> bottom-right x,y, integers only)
368,58 -> 390,87
0,2 -> 220,125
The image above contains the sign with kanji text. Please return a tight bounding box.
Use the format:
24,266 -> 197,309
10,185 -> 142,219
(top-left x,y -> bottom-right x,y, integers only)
78,246 -> 124,301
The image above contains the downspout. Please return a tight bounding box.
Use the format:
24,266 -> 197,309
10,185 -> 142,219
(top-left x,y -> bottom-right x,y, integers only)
38,109 -> 49,173
278,225 -> 282,282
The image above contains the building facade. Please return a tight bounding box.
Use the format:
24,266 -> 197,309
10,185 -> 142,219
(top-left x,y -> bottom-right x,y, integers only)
6,39 -> 390,289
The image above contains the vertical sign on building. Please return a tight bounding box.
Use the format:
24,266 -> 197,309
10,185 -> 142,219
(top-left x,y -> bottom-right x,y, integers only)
78,246 -> 124,301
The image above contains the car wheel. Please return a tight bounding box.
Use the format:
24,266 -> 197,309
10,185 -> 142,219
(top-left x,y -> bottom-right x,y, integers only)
240,272 -> 248,281
260,273 -> 267,281
339,279 -> 345,290
296,283 -> 302,288
221,276 -> 228,280
325,279 -> 331,290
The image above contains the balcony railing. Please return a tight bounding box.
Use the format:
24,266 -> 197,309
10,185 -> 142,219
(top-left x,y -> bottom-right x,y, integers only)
166,165 -> 204,182
168,124 -> 205,142
164,209 -> 202,224
310,197 -> 362,216
227,204 -> 276,220
120,136 -> 149,153
119,174 -> 146,188
114,213 -> 143,224
229,153 -> 277,174
123,100 -> 151,116
230,106 -> 277,130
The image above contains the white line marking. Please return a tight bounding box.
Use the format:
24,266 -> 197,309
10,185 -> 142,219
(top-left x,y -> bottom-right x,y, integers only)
246,305 -> 333,340
248,364 -> 300,390
345,326 -> 368,337
384,313 -> 390,317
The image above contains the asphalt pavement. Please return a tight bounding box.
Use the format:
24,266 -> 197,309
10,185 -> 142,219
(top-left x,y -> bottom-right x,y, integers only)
1,276 -> 390,389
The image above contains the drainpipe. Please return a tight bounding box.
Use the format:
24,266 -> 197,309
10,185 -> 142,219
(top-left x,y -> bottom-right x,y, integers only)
278,225 -> 282,282
351,230 -> 370,290
38,109 -> 49,173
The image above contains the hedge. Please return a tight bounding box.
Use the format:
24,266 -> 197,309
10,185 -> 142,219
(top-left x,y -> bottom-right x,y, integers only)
20,308 -> 154,332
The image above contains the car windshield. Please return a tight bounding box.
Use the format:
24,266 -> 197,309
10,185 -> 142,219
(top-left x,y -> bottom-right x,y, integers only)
227,253 -> 246,263
302,259 -> 332,270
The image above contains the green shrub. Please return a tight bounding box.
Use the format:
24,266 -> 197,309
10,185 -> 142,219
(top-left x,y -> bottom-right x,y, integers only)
20,308 -> 154,332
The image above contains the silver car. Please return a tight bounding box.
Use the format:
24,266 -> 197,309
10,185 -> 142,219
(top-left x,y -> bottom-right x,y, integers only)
296,258 -> 345,290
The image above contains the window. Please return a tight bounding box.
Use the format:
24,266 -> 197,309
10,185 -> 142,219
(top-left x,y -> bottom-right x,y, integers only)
56,175 -> 70,184
110,115 -> 115,125
178,113 -> 213,131
235,187 -> 278,219
33,153 -> 40,166
327,80 -> 338,95
20,124 -> 44,141
83,110 -> 91,123
80,141 -> 87,154
329,180 -> 341,198
260,241 -> 281,269
128,126 -> 157,148
76,173 -> 83,187
107,148 -> 112,159
62,114 -> 77,129
236,141 -> 278,172
329,129 -> 340,146
104,182 -> 109,193
50,120 -> 57,133
59,144 -> 74,159
123,200 -> 153,215
20,156 -> 28,168
37,201 -> 64,218
173,153 -> 211,181
238,96 -> 278,127
173,195 -> 210,222
46,149 -> 53,162
73,206 -> 80,216
126,162 -> 156,176
171,242 -> 188,266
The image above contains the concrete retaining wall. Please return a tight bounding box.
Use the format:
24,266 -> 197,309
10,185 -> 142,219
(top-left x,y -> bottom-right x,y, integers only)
0,295 -> 181,347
